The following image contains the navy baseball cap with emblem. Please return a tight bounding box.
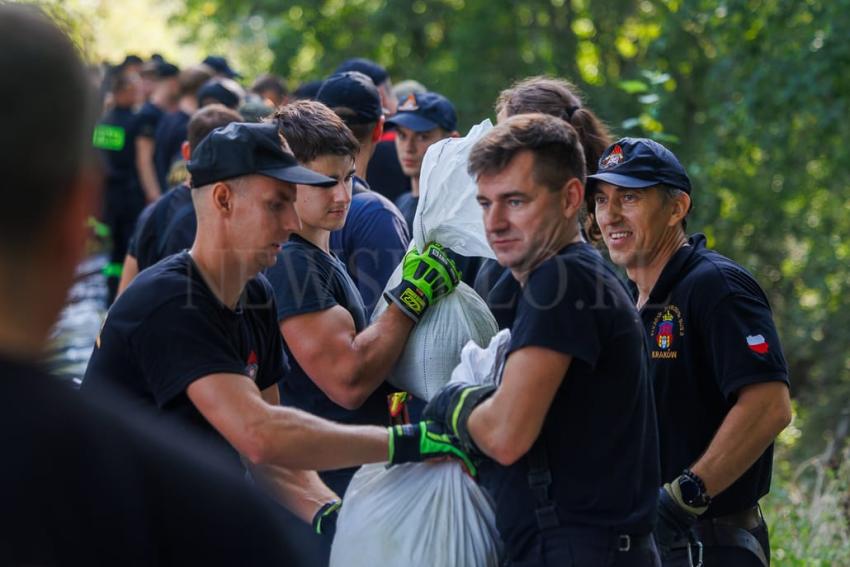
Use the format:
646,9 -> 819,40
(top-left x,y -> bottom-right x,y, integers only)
188,122 -> 335,188
587,137 -> 692,194
316,71 -> 383,124
386,92 -> 457,132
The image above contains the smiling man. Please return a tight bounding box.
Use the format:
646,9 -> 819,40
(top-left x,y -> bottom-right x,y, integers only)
265,101 -> 461,501
424,114 -> 661,566
588,138 -> 791,567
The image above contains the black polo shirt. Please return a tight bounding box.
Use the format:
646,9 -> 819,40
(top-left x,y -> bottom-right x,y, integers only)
479,242 -> 660,559
81,251 -> 286,467
638,234 -> 789,517
135,100 -> 164,139
265,234 -> 394,494
128,183 -> 196,271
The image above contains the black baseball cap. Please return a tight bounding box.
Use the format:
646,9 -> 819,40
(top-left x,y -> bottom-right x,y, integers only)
188,122 -> 336,188
386,92 -> 457,132
334,57 -> 388,85
198,79 -> 242,109
203,55 -> 241,79
586,137 -> 692,194
316,71 -> 382,124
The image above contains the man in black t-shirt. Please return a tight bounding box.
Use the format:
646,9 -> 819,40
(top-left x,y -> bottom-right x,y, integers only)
588,138 -> 792,566
0,7 -> 303,564
117,104 -> 242,295
425,114 -> 661,566
83,121 -> 471,539
135,60 -> 180,204
267,101 -> 461,498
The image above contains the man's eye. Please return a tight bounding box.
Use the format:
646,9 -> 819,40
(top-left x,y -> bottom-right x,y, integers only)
507,199 -> 523,207
594,195 -> 606,205
622,192 -> 638,202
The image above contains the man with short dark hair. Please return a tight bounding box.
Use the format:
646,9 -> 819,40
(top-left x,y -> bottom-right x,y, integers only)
117,103 -> 242,295
252,73 -> 288,108
135,60 -> 180,204
425,114 -> 661,566
317,71 -> 411,312
588,138 -> 792,566
268,100 -> 460,498
83,121 -> 471,534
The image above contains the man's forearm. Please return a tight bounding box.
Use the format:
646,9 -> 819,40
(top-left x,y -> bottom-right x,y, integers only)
346,304 -> 414,395
249,464 -> 338,524
135,138 -> 161,202
691,381 -> 791,496
251,405 -> 389,470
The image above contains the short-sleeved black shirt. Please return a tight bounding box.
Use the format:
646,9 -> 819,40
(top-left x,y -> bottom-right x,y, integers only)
474,258 -> 520,330
265,235 -> 393,493
82,251 -> 286,466
479,242 -> 660,559
97,106 -> 140,191
135,100 -> 164,139
154,109 -> 190,189
1,356 -> 310,565
330,177 -> 410,313
638,234 -> 789,517
128,183 -> 196,271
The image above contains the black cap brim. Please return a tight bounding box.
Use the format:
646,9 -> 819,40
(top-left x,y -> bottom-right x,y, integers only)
259,165 -> 336,187
586,172 -> 658,189
386,113 -> 440,132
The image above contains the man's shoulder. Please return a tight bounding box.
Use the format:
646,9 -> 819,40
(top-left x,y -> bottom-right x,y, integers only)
120,253 -> 207,315
683,246 -> 766,301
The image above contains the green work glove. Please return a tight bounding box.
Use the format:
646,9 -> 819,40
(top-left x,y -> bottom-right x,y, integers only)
384,242 -> 461,322
312,499 -> 342,539
422,383 -> 497,454
387,421 -> 477,476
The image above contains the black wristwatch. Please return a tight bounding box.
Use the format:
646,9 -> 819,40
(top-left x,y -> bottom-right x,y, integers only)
677,469 -> 711,508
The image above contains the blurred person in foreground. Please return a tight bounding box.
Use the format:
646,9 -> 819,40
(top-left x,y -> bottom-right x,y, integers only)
0,4 -> 309,564
588,138 -> 791,566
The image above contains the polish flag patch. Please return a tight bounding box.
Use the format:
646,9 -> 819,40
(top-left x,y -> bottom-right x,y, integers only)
746,334 -> 769,354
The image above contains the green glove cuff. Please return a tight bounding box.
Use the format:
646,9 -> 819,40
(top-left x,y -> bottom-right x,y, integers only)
312,499 -> 342,535
450,385 -> 497,453
387,422 -> 477,476
385,243 -> 461,322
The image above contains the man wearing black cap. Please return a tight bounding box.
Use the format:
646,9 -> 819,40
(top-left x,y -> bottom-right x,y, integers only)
317,71 -> 411,312
203,55 -> 242,79
424,114 -> 661,565
83,121 -> 473,534
588,138 -> 792,566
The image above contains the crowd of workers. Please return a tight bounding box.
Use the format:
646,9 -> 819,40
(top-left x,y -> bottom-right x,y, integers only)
1,4 -> 792,566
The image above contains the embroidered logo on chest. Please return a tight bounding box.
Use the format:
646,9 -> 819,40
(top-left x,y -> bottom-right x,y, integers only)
245,350 -> 259,380
650,305 -> 685,360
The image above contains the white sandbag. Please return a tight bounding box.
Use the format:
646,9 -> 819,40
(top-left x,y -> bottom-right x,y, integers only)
329,461 -> 501,567
371,119 -> 499,401
412,119 -> 496,259
329,331 -> 512,567
371,257 -> 497,400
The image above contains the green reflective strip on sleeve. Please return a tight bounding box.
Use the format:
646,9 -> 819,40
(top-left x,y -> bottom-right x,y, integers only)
92,124 -> 126,151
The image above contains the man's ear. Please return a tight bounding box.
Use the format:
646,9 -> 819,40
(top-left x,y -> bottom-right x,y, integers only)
561,177 -> 585,220
181,140 -> 191,162
668,191 -> 691,227
371,116 -> 385,144
450,130 -> 460,138
212,181 -> 234,214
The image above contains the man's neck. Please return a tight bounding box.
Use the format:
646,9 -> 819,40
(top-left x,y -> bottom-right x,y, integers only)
296,225 -> 331,254
355,146 -> 372,179
628,231 -> 688,309
410,176 -> 420,197
178,96 -> 197,115
510,225 -> 582,286
188,243 -> 253,310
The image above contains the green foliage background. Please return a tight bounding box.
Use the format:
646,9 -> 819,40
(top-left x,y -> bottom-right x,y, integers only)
176,0 -> 850,445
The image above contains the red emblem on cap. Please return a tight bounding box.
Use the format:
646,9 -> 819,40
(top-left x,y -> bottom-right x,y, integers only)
399,93 -> 419,112
600,144 -> 624,169
746,334 -> 769,354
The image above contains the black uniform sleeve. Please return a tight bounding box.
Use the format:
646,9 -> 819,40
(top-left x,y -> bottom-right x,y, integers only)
509,259 -> 602,367
705,292 -> 790,400
264,245 -> 338,321
130,297 -> 249,407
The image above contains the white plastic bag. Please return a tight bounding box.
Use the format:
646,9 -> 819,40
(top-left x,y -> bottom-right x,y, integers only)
329,331 -> 512,567
371,119 -> 499,401
412,119 -> 497,259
